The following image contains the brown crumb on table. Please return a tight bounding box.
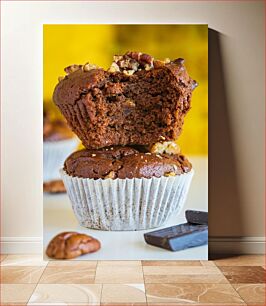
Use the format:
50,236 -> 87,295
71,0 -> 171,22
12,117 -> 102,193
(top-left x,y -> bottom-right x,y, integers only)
43,180 -> 66,193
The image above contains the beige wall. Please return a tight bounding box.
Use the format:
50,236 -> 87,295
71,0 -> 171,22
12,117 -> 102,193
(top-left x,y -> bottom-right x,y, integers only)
1,1 -> 265,252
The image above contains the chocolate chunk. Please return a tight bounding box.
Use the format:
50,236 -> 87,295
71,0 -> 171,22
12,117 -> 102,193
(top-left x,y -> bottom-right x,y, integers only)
144,223 -> 208,251
64,64 -> 82,74
185,210 -> 208,225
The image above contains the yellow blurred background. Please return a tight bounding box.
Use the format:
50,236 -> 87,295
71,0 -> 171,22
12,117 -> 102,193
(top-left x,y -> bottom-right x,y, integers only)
44,25 -> 208,155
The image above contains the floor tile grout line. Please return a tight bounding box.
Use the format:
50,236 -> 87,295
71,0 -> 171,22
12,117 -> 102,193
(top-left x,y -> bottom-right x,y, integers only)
141,262 -> 214,267
96,260 -> 105,304
211,260 -> 219,267
231,281 -> 266,304
26,264 -> 48,305
231,282 -> 266,284
0,253 -> 50,267
99,283 -> 104,304
220,281 -> 248,304
94,260 -> 99,283
1,266 -> 47,285
143,261 -> 229,284
11,280 -> 263,284
27,281 -> 252,284
140,258 -> 148,305
35,260 -> 98,285
136,282 -> 258,284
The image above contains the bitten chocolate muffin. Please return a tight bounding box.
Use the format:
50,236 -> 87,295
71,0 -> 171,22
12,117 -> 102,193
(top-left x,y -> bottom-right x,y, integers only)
64,146 -> 192,179
53,52 -> 197,149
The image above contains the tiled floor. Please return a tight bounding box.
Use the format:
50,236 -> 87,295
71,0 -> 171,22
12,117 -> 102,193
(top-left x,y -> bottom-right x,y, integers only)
0,255 -> 265,305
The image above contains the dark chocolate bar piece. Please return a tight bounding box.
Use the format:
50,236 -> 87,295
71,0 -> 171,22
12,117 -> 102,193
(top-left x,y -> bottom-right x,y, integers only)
185,210 -> 208,225
144,223 -> 208,251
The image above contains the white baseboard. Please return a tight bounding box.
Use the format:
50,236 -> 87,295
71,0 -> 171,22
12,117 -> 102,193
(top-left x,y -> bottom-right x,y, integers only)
0,237 -> 43,254
209,236 -> 265,255
1,236 -> 265,255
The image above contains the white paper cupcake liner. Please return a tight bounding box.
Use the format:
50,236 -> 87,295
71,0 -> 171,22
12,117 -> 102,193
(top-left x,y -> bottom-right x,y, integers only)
60,168 -> 194,231
43,138 -> 79,182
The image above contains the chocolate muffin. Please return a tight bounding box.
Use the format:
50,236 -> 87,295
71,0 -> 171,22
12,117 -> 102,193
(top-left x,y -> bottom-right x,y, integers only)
53,52 -> 197,149
64,146 -> 192,179
61,146 -> 194,231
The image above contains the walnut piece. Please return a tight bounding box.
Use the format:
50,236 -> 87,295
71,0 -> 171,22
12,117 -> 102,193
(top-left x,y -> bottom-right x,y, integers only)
63,62 -> 99,77
104,170 -> 116,179
83,62 -> 98,72
150,141 -> 181,155
123,69 -> 135,76
64,64 -> 82,74
108,51 -> 154,75
108,62 -> 120,73
62,52 -> 170,81
46,232 -> 101,259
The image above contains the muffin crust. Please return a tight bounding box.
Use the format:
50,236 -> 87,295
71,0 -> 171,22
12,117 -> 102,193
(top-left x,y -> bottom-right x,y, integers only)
64,146 -> 192,179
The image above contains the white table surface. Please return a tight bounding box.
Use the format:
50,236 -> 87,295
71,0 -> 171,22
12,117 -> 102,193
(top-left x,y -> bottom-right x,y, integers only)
44,156 -> 208,260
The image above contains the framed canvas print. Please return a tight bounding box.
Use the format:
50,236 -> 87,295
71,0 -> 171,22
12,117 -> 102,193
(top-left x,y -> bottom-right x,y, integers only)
43,24 -> 208,260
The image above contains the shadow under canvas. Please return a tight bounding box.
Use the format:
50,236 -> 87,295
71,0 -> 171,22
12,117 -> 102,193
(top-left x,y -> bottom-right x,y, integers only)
208,29 -> 244,258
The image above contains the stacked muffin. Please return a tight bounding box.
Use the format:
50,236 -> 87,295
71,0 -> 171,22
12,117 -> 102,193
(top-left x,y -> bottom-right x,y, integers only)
53,51 -> 197,231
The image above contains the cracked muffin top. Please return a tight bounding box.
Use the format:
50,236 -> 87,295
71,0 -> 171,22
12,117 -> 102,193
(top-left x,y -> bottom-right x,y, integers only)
63,146 -> 192,179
